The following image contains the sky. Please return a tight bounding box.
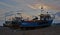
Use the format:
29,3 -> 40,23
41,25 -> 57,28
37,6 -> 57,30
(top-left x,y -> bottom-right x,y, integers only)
0,0 -> 60,26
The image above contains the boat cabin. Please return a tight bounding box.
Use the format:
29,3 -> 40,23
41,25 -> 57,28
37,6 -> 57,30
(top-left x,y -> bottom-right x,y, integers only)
39,14 -> 51,21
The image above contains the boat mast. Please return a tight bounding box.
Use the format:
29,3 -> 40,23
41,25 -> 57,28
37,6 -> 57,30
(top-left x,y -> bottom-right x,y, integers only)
41,6 -> 44,14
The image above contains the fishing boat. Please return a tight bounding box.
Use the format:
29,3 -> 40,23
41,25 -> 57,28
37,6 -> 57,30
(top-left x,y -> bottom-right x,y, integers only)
3,6 -> 55,29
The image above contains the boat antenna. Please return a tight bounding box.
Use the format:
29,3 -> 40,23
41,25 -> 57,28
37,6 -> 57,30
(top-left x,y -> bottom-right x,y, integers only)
41,6 -> 44,14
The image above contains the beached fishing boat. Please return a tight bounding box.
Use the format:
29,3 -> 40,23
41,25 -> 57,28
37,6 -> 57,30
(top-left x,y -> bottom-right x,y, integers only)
3,6 -> 55,29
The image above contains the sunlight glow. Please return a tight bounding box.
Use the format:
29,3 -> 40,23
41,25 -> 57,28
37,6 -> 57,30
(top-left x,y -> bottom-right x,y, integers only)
28,4 -> 50,10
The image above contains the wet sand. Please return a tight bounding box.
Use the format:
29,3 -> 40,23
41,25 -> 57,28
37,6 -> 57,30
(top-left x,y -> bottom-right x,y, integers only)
0,25 -> 60,35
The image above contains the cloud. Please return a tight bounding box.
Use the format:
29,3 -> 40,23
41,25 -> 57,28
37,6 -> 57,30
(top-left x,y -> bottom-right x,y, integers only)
0,2 -> 15,8
0,1 -> 17,21
0,4 -> 9,9
0,0 -> 18,6
36,0 -> 60,10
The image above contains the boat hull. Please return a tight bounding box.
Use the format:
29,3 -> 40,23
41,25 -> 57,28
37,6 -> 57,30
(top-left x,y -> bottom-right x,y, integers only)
20,20 -> 53,27
3,20 -> 53,29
